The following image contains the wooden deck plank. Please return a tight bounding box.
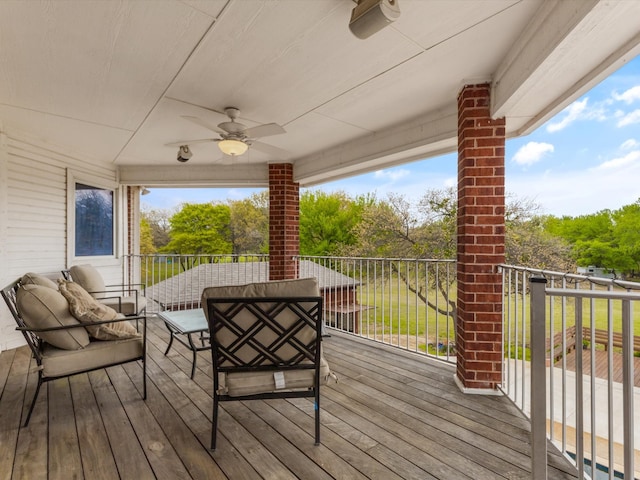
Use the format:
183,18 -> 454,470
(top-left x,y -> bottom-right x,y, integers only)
325,339 -> 533,471
87,369 -> 157,479
69,373 -> 120,480
0,347 -> 29,480
13,364 -> 49,479
245,399 -> 375,480
128,357 -> 229,480
0,319 -> 581,480
47,378 -> 83,480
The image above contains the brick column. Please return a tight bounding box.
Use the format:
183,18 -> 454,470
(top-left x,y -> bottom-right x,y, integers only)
456,83 -> 505,392
268,163 -> 299,280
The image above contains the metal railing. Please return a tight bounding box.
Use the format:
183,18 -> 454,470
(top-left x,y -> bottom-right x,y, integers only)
296,256 -> 457,362
500,264 -> 640,480
126,254 -> 457,362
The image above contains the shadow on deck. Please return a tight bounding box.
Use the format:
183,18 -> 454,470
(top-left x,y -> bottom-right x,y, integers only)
0,316 -> 579,479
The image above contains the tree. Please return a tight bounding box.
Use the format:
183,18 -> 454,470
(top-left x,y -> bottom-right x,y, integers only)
229,191 -> 269,254
610,200 -> 640,277
139,218 -> 156,255
141,207 -> 173,250
545,199 -> 640,278
162,203 -> 232,255
343,188 -> 576,325
505,196 -> 574,272
299,191 -> 371,255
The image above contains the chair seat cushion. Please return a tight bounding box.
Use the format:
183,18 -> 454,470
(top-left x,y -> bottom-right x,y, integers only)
58,280 -> 140,341
41,336 -> 143,378
16,284 -> 90,350
222,355 -> 332,397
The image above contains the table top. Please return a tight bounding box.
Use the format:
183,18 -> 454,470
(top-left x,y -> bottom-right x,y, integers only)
157,308 -> 208,334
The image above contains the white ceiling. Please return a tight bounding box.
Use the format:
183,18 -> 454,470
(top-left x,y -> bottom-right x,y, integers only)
1,0 -> 639,188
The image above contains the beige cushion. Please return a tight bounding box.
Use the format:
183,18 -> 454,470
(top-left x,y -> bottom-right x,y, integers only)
201,277 -> 320,315
69,264 -> 146,314
222,355 -> 332,397
16,284 -> 90,350
41,336 -> 143,378
58,280 -> 140,341
21,272 -> 58,290
69,264 -> 106,298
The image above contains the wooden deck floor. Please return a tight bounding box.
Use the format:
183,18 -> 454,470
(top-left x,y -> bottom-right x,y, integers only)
0,316 -> 579,480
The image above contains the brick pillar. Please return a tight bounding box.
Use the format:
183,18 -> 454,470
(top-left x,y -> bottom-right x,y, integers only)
456,83 -> 505,392
268,163 -> 299,280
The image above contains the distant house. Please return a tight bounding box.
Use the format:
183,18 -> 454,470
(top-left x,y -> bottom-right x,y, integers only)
146,260 -> 368,332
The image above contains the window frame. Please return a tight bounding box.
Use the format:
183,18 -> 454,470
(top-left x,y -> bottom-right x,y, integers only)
66,171 -> 120,263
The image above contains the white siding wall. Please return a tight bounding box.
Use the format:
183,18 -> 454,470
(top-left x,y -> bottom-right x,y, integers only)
0,132 -> 124,351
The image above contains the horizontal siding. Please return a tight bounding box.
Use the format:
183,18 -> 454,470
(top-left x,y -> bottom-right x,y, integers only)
0,134 -> 120,351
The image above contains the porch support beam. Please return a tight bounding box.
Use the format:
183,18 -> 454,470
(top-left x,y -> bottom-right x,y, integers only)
268,163 -> 299,280
456,83 -> 505,393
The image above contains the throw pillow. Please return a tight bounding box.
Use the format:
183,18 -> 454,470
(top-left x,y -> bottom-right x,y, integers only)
16,284 -> 90,350
57,280 -> 140,341
21,272 -> 58,290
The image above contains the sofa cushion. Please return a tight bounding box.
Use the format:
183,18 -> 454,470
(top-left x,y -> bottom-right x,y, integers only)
16,284 -> 90,350
69,264 -> 106,298
41,336 -> 143,378
21,272 -> 58,290
58,280 -> 139,341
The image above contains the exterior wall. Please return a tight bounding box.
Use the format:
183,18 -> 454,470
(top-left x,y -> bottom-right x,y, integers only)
456,83 -> 506,391
0,132 -> 123,351
268,163 -> 299,280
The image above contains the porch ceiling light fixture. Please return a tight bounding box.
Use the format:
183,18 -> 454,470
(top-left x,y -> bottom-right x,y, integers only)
218,138 -> 249,156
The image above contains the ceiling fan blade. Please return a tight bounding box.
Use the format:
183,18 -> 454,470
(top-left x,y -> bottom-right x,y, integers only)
164,138 -> 216,147
250,140 -> 290,158
181,115 -> 226,134
244,123 -> 286,138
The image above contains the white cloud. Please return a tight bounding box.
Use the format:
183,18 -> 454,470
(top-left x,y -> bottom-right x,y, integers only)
374,168 -> 410,181
612,85 -> 640,104
620,139 -> 639,150
512,142 -> 554,167
617,109 -> 640,127
592,150 -> 640,171
546,99 -> 589,132
507,153 -> 640,216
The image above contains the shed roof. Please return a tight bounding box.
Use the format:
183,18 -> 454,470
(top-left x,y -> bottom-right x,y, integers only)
146,260 -> 358,308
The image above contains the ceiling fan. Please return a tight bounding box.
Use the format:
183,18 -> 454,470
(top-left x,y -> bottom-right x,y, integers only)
166,107 -> 287,161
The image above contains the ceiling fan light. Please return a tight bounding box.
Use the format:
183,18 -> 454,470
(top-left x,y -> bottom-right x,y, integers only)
218,139 -> 248,156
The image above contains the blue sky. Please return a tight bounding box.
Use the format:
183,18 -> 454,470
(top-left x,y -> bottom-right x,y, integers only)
142,55 -> 640,218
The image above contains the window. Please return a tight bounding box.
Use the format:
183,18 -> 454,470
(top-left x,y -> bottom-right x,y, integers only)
74,182 -> 114,257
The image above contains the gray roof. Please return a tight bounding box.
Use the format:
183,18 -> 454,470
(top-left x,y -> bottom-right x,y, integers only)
146,260 -> 357,307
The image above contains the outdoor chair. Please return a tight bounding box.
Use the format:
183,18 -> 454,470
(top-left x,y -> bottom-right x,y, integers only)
2,273 -> 147,426
62,264 -> 147,316
202,278 -> 332,450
